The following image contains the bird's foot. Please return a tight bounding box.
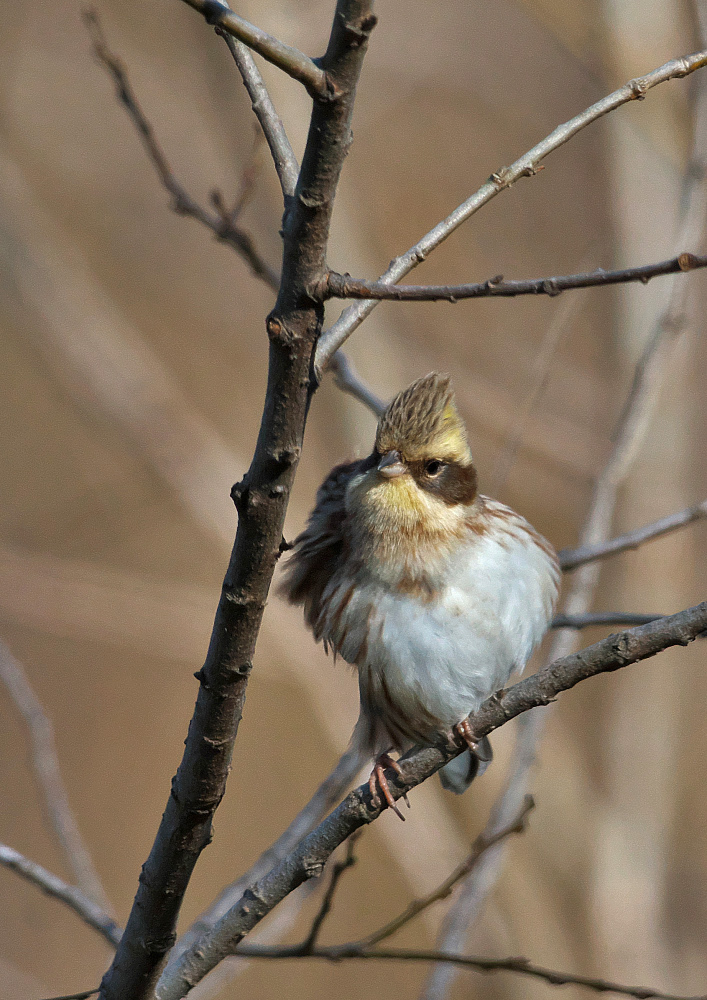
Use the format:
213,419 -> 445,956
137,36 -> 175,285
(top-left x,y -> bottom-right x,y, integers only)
368,753 -> 410,822
454,718 -> 479,752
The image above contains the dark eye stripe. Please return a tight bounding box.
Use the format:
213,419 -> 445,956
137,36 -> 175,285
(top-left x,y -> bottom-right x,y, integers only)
409,461 -> 478,506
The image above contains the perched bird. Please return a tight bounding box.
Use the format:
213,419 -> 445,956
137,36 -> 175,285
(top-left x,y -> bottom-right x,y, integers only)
281,373 -> 559,818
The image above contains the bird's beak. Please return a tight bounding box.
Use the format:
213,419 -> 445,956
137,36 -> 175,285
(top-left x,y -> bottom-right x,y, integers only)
377,449 -> 407,478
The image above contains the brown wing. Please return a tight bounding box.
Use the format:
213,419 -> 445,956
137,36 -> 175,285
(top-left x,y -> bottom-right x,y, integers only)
278,458 -> 366,635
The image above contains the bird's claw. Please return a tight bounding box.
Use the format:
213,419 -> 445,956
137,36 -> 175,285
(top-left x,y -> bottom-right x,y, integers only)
454,718 -> 478,752
368,753 -> 409,821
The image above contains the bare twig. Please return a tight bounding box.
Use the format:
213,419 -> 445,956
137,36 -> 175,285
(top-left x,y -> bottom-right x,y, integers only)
230,944 -> 707,1000
349,797 -> 534,951
215,26 -> 299,199
559,500 -> 707,570
156,604 -> 707,999
328,351 -> 386,416
315,47 -> 707,371
179,0 -> 331,98
0,843 -> 121,948
84,10 -> 280,290
298,831 -> 361,954
324,252 -> 707,302
491,283 -> 587,493
0,640 -> 111,909
98,4 -> 377,997
89,10 -> 384,427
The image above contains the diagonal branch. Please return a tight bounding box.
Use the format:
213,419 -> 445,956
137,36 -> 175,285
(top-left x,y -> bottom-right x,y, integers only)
0,843 -> 121,948
348,797 -> 534,951
323,252 -> 707,302
0,641 -> 111,910
179,0 -> 330,98
84,10 -> 280,290
155,604 -> 707,999
559,500 -> 707,570
315,47 -> 707,371
215,25 -> 299,199
298,831 -> 361,954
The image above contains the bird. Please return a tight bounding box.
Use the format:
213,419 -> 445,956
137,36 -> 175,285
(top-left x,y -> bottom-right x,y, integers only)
280,372 -> 559,818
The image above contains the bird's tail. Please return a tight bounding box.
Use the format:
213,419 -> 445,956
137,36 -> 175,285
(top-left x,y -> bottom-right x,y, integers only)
438,736 -> 493,794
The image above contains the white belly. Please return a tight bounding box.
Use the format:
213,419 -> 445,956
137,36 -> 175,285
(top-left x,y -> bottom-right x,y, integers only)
324,519 -> 558,752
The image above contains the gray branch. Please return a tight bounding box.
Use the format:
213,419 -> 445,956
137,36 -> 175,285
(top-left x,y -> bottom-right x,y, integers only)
179,0 -> 330,98
315,47 -> 707,371
0,842 -> 121,948
559,500 -> 707,570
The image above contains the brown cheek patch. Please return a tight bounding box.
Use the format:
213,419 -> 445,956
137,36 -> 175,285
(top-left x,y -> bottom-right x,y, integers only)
412,462 -> 478,506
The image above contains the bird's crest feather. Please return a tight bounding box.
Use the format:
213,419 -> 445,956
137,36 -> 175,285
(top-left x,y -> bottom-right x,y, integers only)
375,372 -> 471,463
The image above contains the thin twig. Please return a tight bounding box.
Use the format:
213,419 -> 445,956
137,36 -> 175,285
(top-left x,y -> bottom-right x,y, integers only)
491,282 -> 588,493
215,25 -> 299,199
0,843 -> 121,947
230,943 -> 707,1000
88,9 -> 384,426
559,500 -> 707,570
315,47 -> 707,371
328,351 -> 386,416
84,9 -> 280,291
0,641 -> 111,909
179,0 -> 331,99
156,604 -> 707,999
324,252 -> 707,302
348,797 -> 533,951
298,831 -> 361,954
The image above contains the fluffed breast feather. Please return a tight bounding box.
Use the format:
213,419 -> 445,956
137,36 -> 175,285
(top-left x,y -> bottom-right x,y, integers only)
279,459 -> 361,634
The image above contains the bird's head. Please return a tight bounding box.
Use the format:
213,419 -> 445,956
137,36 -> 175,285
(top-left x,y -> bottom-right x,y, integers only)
346,373 -> 478,555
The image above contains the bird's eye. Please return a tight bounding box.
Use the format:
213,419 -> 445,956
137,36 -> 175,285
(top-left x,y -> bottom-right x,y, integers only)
424,460 -> 445,477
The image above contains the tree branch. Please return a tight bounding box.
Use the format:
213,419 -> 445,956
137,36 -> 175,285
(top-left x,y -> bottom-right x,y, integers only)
97,4 -> 376,997
327,351 -> 386,415
156,604 -> 707,999
323,252 -> 707,302
215,25 -> 299,199
297,831 -> 360,954
315,47 -> 707,371
85,10 -> 280,291
348,797 -> 533,951
230,944 -> 707,1000
179,0 -> 330,98
559,500 -> 707,570
0,640 -> 111,910
0,843 -> 121,948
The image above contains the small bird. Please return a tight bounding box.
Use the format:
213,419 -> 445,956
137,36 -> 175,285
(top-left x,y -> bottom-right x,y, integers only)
281,373 -> 559,818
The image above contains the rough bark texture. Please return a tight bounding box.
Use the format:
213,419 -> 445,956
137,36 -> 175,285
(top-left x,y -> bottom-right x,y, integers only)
98,4 -> 375,998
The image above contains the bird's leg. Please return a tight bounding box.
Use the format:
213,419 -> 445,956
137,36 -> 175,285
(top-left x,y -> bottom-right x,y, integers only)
368,753 -> 410,821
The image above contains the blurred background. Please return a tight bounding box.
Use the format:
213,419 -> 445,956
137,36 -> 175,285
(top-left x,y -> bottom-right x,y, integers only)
1,1 -> 706,998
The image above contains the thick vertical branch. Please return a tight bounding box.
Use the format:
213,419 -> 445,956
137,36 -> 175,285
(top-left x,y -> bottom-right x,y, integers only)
97,5 -> 375,999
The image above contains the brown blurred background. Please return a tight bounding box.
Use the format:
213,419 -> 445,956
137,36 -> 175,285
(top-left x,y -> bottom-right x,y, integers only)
1,1 -> 706,998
